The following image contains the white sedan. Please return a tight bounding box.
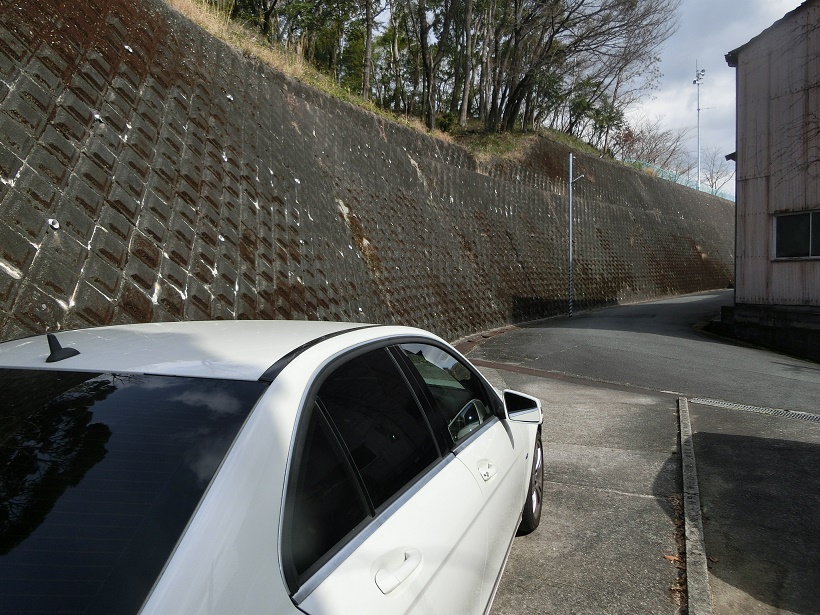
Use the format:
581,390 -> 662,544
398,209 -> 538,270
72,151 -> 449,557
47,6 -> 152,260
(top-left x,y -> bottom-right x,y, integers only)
0,320 -> 543,614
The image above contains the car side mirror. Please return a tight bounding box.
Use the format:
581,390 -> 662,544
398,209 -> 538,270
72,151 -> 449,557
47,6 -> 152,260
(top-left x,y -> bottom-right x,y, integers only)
502,390 -> 542,424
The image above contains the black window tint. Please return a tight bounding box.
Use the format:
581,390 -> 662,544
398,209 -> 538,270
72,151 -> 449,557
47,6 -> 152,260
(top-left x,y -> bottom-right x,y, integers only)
400,344 -> 493,443
0,370 -> 266,615
775,213 -> 811,258
317,349 -> 438,510
812,212 -> 820,256
284,404 -> 368,585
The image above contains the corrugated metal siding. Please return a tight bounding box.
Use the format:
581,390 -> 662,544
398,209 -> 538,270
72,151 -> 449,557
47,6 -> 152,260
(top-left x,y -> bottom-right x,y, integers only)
771,262 -> 820,304
737,53 -> 770,182
808,3 -> 820,214
734,0 -> 820,306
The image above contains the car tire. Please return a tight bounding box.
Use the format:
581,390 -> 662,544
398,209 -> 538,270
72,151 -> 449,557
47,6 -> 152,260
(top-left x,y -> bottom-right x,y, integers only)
517,430 -> 543,535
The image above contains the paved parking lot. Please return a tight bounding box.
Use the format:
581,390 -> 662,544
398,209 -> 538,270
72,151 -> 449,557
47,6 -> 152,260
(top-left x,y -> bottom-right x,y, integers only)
476,364 -> 683,615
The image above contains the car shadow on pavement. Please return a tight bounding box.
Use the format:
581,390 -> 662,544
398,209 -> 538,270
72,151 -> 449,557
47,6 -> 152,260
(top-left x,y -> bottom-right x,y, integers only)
655,432 -> 820,614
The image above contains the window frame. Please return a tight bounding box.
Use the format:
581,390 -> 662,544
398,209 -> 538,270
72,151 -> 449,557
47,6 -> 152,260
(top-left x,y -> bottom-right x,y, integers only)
280,400 -> 373,593
391,340 -> 505,452
281,340 -> 448,599
773,210 -> 820,260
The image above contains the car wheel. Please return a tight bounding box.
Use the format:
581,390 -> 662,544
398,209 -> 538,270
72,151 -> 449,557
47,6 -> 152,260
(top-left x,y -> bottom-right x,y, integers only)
517,431 -> 543,535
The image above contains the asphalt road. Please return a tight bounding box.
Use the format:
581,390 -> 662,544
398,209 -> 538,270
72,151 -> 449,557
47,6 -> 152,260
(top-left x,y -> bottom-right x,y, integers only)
466,290 -> 820,614
467,290 -> 820,415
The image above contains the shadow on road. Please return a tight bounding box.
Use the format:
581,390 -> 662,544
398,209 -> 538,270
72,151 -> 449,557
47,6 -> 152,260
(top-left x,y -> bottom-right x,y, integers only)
512,291 -> 733,341
654,432 -> 820,614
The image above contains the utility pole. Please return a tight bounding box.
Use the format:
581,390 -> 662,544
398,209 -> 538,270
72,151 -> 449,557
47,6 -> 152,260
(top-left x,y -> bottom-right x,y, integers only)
693,63 -> 706,191
568,153 -> 584,318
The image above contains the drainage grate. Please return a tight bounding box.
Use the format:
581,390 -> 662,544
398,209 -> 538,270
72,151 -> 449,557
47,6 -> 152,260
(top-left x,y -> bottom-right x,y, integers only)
689,398 -> 820,423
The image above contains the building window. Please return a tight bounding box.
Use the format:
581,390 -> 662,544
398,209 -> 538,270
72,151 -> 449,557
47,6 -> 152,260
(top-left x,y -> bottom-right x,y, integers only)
774,211 -> 820,258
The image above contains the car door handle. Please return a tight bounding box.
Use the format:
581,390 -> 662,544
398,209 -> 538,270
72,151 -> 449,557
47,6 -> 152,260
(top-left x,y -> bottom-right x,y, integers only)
478,460 -> 497,481
375,549 -> 422,594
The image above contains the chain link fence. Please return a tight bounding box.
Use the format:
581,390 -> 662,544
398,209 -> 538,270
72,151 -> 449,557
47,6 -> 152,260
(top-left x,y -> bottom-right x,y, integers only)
625,159 -> 735,202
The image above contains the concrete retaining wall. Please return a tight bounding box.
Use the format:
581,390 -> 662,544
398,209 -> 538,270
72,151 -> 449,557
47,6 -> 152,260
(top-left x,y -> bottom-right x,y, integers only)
0,0 -> 734,343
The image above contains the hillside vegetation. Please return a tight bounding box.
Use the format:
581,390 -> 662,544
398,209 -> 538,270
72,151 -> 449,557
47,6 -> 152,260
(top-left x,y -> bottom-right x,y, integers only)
167,0 -> 677,163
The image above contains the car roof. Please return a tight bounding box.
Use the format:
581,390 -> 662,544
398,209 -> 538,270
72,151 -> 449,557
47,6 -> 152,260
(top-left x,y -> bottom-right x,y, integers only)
0,320 -> 378,380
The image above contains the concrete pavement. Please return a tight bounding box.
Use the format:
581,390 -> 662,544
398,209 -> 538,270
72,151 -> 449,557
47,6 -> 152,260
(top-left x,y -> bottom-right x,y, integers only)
687,400 -> 820,614
472,362 -> 684,614
465,342 -> 820,614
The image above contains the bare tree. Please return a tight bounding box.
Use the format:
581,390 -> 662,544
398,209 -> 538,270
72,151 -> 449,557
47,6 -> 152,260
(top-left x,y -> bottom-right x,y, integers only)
614,114 -> 692,170
702,145 -> 735,195
478,0 -> 680,133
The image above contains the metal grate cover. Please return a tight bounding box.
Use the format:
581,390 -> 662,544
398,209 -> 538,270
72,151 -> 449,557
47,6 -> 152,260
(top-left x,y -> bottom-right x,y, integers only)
689,398 -> 820,423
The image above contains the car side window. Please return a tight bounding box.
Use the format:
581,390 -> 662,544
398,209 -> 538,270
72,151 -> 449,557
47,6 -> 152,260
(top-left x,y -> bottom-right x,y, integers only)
283,403 -> 370,587
283,347 -> 440,592
316,348 -> 438,510
400,343 -> 493,443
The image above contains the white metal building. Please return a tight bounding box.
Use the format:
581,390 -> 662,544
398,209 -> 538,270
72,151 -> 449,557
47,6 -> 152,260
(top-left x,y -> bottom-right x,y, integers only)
722,0 -> 820,359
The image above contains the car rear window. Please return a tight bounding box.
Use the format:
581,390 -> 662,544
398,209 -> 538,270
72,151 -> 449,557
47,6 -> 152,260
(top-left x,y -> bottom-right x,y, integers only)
0,369 -> 267,615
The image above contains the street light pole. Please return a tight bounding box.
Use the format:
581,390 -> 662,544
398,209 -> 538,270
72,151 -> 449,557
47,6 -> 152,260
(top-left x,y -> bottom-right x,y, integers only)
693,64 -> 705,191
568,153 -> 584,318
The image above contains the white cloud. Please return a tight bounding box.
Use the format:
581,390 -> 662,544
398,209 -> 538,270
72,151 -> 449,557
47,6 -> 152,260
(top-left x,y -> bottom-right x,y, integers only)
628,0 -> 804,176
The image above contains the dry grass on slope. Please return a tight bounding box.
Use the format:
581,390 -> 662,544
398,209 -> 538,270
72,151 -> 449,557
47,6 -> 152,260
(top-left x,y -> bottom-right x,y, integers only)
165,0 -> 429,131
163,0 -> 594,164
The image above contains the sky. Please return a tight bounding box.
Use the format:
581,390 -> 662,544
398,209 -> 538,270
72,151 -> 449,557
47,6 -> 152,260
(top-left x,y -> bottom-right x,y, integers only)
627,0 -> 805,192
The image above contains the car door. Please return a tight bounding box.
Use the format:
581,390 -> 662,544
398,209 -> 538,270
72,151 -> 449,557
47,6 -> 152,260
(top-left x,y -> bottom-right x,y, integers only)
396,343 -> 528,607
282,346 -> 488,615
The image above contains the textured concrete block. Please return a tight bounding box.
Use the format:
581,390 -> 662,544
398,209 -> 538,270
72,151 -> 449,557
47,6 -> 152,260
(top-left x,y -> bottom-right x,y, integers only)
114,163 -> 146,199
130,231 -> 161,269
124,254 -> 157,292
54,200 -> 95,245
0,27 -> 29,69
146,167 -> 175,202
12,282 -> 68,333
69,68 -> 106,108
82,254 -> 121,297
60,89 -> 95,127
0,268 -> 20,309
16,73 -> 54,115
29,45 -> 70,89
64,173 -> 105,218
127,118 -> 158,161
76,151 -> 113,193
0,142 -> 23,180
40,125 -> 81,166
14,164 -> 58,211
28,146 -> 69,186
27,251 -> 81,300
92,227 -> 129,268
160,255 -> 186,291
107,184 -> 140,223
116,281 -> 153,323
154,278 -> 184,319
0,220 -> 36,272
70,280 -> 117,326
0,113 -> 36,158
99,99 -> 129,134
3,91 -> 48,137
83,52 -> 113,90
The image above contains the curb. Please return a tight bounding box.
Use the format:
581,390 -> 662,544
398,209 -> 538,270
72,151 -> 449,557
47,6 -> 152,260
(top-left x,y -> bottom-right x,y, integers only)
678,397 -> 714,615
